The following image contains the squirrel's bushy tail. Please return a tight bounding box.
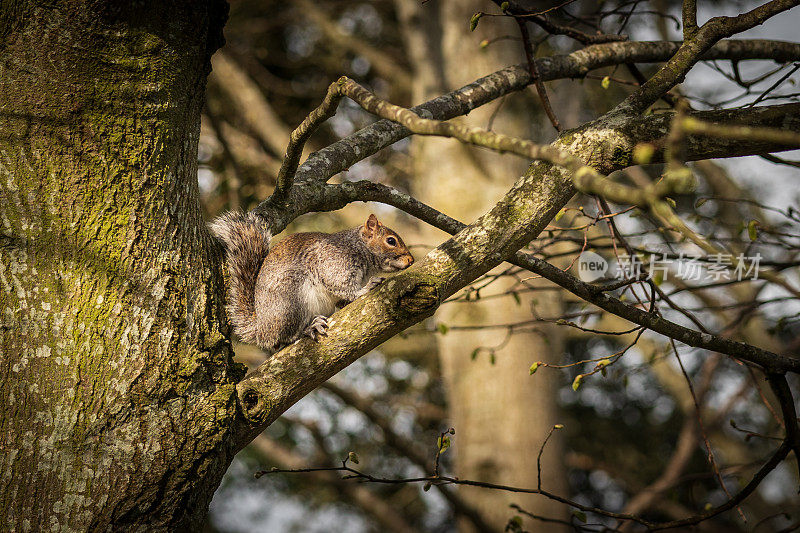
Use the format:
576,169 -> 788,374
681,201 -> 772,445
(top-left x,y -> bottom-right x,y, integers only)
209,211 -> 271,344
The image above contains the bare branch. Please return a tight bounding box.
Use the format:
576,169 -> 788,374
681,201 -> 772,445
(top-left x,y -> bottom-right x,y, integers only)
320,383 -> 495,533
494,0 -> 628,45
681,116 -> 800,147
250,435 -> 417,533
255,459 -> 658,527
682,0 -> 699,39
287,39 -> 800,185
617,0 -> 800,114
255,441 -> 793,530
516,18 -> 562,131
766,372 -> 800,481
761,153 -> 800,167
272,81 -> 344,202
650,442 -> 791,530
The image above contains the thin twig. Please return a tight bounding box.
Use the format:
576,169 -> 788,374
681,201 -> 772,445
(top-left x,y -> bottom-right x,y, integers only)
537,425 -> 561,491
766,372 -> 800,484
670,339 -> 746,522
516,18 -> 562,132
493,1 -> 628,45
746,62 -> 800,108
255,441 -> 793,530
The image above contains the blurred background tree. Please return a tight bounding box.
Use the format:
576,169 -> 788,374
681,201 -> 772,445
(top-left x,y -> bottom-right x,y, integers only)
199,1 -> 800,531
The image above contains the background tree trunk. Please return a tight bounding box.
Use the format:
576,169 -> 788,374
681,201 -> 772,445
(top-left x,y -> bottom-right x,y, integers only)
396,1 -> 568,529
0,2 -> 242,530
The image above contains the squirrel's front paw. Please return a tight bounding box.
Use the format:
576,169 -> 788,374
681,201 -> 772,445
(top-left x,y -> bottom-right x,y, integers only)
304,315 -> 329,342
354,277 -> 385,299
365,276 -> 385,291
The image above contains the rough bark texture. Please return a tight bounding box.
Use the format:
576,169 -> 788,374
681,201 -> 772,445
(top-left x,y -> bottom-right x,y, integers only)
0,2 -> 243,531
396,1 -> 568,529
4,1 -> 800,530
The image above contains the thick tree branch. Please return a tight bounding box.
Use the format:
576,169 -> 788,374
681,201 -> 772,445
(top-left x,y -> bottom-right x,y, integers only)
335,180 -> 800,375
238,144 -> 578,434
229,103 -> 800,440
255,102 -> 800,237
235,101 -> 800,445
282,39 -> 800,187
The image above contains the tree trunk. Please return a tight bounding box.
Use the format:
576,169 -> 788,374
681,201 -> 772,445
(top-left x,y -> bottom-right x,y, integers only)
0,2 -> 243,530
396,1 -> 568,530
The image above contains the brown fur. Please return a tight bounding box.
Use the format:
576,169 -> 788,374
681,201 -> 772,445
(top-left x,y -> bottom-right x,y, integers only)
209,212 -> 414,353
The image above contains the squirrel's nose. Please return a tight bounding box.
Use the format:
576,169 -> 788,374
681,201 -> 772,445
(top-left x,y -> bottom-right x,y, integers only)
406,255 -> 414,267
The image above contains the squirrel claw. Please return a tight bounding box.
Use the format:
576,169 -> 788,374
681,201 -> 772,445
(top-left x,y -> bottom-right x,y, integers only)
305,315 -> 329,341
365,276 -> 386,291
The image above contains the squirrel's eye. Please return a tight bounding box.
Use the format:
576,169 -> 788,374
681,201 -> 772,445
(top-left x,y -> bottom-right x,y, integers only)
386,237 -> 397,246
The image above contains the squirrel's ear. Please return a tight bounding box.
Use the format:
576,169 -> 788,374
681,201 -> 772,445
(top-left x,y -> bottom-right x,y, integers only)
364,214 -> 379,236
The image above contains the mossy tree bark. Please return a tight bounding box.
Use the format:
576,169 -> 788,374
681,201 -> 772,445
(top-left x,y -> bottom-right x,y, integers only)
0,2 -> 243,531
3,1 -> 800,530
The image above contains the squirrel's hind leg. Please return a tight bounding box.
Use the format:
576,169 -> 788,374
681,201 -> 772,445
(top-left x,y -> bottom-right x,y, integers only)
303,315 -> 328,341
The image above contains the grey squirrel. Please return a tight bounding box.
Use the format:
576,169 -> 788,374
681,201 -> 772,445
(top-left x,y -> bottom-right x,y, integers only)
209,211 -> 415,353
